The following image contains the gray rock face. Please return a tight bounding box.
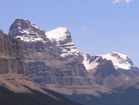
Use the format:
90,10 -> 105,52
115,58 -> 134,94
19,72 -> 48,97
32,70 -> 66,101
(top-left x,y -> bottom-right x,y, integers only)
94,60 -> 119,78
8,18 -> 139,93
1,18 -> 139,105
83,52 -> 139,89
9,19 -> 94,91
0,30 -> 24,74
9,19 -> 45,37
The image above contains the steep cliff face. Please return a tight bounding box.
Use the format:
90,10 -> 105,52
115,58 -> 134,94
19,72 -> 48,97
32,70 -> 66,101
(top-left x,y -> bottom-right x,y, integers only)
0,30 -> 24,74
8,19 -> 139,94
83,52 -> 138,89
0,27 -> 82,104
1,18 -> 139,105
9,19 -> 95,93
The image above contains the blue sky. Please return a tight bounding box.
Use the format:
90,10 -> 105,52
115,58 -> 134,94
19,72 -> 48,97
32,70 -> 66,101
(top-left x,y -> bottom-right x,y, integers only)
0,0 -> 139,66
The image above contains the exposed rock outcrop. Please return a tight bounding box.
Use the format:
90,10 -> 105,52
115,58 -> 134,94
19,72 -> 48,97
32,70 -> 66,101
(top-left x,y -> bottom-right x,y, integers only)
0,18 -> 139,105
8,18 -> 139,93
0,30 -> 24,74
9,19 -> 95,94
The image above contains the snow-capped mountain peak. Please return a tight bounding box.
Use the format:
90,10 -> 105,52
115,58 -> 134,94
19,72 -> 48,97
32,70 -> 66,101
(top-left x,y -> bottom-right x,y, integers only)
101,51 -> 133,70
9,19 -> 45,36
46,27 -> 71,44
9,19 -> 47,43
46,27 -> 79,57
82,51 -> 135,71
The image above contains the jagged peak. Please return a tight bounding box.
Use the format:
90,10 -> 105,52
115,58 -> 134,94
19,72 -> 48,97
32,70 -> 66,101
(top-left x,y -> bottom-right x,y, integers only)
10,18 -> 43,30
82,51 -> 136,71
9,18 -> 45,37
8,19 -> 48,43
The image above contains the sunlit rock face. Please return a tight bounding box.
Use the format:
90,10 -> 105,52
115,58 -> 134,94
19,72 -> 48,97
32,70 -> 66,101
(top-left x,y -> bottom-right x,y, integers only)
8,19 -> 139,95
9,19 -> 46,37
0,30 -> 24,74
1,18 -> 139,105
9,19 -> 94,92
82,52 -> 139,89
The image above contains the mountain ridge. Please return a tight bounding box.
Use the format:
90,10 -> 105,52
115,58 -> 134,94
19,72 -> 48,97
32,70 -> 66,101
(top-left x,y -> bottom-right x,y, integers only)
0,18 -> 139,105
8,18 -> 139,89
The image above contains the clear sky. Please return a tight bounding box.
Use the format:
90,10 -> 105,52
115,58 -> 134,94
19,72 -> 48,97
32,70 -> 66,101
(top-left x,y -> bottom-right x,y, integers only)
0,0 -> 139,66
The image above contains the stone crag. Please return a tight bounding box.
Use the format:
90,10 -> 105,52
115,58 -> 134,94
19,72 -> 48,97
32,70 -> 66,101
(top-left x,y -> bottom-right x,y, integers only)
0,30 -> 24,74
8,19 -> 94,90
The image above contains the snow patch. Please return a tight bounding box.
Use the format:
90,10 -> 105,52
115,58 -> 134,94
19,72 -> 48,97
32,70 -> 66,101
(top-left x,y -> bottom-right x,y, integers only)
46,27 -> 71,43
82,53 -> 99,71
16,35 -> 45,43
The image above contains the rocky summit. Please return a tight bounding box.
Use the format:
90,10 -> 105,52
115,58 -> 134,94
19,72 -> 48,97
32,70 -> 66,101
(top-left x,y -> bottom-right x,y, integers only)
0,18 -> 139,105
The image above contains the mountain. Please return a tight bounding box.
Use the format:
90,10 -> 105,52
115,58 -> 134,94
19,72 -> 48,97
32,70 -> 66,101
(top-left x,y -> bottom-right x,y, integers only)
0,28 -> 82,105
83,52 -> 139,89
46,27 -> 79,58
0,18 -> 138,105
9,19 -> 110,96
9,18 -> 139,90
83,51 -> 136,71
101,51 -> 134,70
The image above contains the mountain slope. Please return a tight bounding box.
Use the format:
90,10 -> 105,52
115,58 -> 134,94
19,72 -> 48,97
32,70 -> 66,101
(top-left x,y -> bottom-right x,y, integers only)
82,52 -> 139,89
8,18 -> 139,90
0,73 -> 82,105
9,19 -> 108,96
5,18 -> 139,105
67,83 -> 139,105
101,51 -> 135,70
83,51 -> 138,72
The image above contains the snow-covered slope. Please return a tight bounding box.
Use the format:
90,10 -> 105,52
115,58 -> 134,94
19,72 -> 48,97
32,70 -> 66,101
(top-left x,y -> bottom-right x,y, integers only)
101,52 -> 134,70
83,51 -> 135,71
82,53 -> 99,71
46,27 -> 79,57
46,27 -> 71,43
9,19 -> 48,43
82,51 -> 138,89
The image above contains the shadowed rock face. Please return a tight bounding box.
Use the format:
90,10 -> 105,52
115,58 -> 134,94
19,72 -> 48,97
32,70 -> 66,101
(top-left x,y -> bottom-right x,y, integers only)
94,60 -> 119,78
66,84 -> 139,105
93,60 -> 127,89
0,30 -> 24,74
